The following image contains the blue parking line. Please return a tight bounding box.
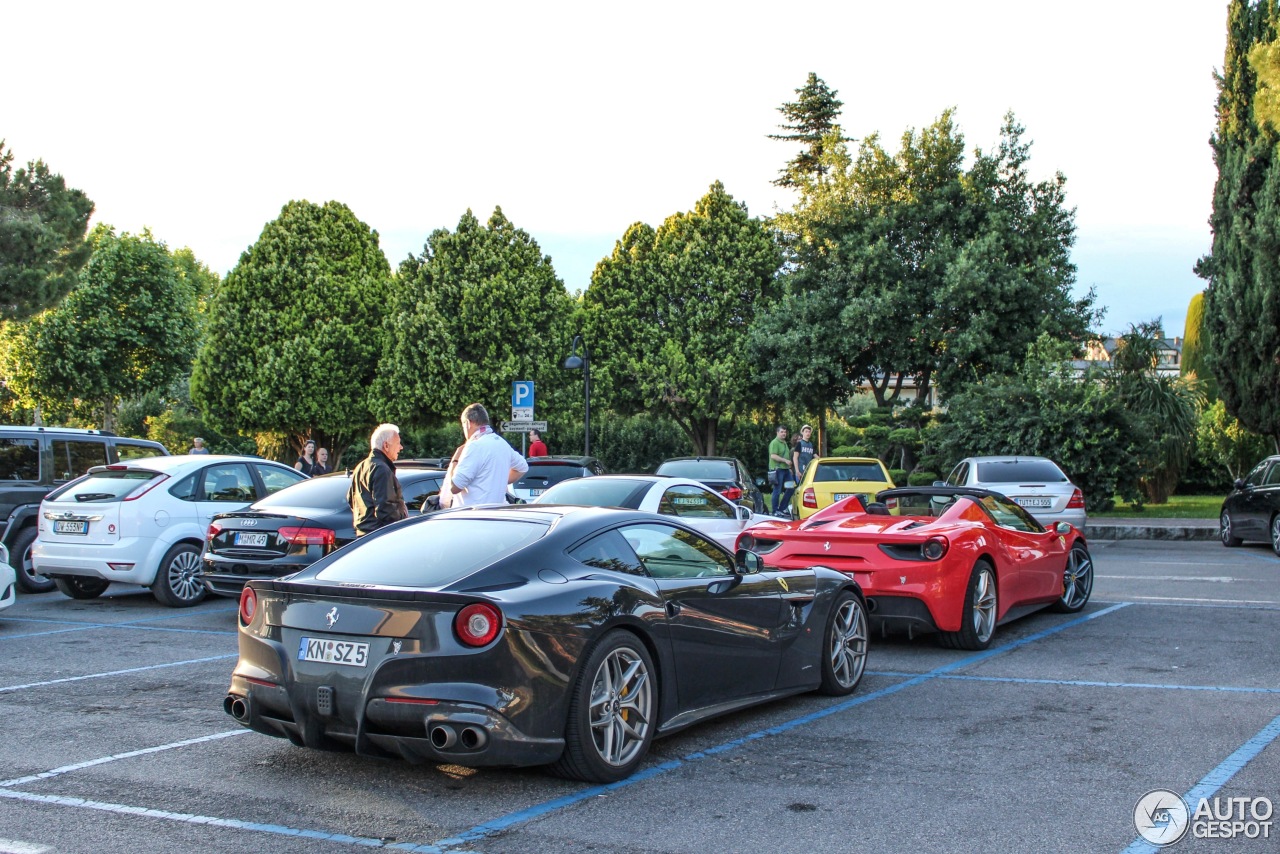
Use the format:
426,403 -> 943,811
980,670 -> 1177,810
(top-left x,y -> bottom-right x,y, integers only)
868,671 -> 1280,694
433,603 -> 1132,849
1120,711 -> 1280,854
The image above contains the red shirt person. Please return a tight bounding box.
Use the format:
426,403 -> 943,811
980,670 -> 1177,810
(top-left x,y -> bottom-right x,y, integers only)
527,428 -> 548,458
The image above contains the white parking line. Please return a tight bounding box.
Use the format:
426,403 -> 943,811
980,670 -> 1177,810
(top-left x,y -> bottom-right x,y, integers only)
0,730 -> 251,787
0,654 -> 236,694
0,840 -> 51,854
1117,594 -> 1280,605
1096,575 -> 1236,582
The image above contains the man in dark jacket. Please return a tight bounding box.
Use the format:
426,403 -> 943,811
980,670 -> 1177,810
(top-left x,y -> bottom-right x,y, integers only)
347,423 -> 408,536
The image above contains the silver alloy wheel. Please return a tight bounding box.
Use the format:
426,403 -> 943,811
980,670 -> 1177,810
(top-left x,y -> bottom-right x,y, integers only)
1061,546 -> 1094,610
1221,511 -> 1237,546
829,597 -> 868,689
972,567 -> 997,644
164,548 -> 205,602
588,645 -> 653,767
1272,516 -> 1280,556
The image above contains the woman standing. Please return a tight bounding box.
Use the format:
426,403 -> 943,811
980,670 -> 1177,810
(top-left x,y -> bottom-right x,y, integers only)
295,440 -> 318,475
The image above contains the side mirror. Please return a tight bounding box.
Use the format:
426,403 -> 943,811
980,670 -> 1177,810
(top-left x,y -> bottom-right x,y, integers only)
1234,478 -> 1246,491
737,505 -> 752,521
735,548 -> 763,574
933,480 -> 947,487
754,476 -> 767,489
1055,521 -> 1073,534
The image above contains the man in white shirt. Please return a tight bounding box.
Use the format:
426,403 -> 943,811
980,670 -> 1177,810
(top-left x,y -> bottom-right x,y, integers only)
449,403 -> 528,507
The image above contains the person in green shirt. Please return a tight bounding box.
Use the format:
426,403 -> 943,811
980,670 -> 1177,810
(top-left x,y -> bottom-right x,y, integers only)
768,425 -> 795,517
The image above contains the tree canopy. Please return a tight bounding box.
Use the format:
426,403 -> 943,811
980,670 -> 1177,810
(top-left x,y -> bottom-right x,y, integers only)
1201,0 -> 1280,451
190,200 -> 391,458
0,140 -> 95,320
585,182 -> 782,455
4,227 -> 199,429
372,207 -> 578,432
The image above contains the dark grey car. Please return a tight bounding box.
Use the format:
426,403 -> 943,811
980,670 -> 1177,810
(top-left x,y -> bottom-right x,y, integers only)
1219,454 -> 1280,555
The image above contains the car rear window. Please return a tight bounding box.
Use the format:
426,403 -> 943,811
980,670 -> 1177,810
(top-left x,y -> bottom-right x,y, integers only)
814,462 -> 888,483
534,478 -> 649,508
46,469 -> 162,502
975,460 -> 1068,483
252,473 -> 353,508
655,460 -> 735,480
515,464 -> 587,489
315,517 -> 549,587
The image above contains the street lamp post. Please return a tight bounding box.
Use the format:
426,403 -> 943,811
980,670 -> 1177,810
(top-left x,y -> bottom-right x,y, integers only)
562,335 -> 590,456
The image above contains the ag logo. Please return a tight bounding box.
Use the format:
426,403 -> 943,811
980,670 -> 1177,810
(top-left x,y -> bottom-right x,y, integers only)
1134,789 -> 1190,846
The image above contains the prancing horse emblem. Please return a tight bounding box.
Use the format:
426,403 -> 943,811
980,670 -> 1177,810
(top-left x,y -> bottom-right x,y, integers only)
325,607 -> 339,628
391,639 -> 403,655
823,541 -> 831,551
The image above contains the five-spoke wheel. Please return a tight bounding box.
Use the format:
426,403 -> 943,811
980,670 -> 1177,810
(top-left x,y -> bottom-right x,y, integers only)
940,561 -> 997,651
1051,542 -> 1094,613
819,591 -> 868,695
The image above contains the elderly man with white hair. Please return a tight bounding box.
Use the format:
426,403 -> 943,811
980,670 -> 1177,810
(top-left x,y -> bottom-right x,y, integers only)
347,422 -> 408,536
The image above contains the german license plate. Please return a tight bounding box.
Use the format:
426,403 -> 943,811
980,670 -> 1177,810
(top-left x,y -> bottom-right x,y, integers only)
1015,497 -> 1052,508
833,493 -> 853,501
234,532 -> 269,547
53,520 -> 88,534
298,637 -> 369,667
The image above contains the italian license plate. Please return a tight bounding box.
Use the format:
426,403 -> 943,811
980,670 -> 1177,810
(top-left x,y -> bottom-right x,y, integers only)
1015,497 -> 1052,508
298,637 -> 369,667
833,493 -> 853,501
53,520 -> 88,534
529,489 -> 543,497
234,531 -> 269,547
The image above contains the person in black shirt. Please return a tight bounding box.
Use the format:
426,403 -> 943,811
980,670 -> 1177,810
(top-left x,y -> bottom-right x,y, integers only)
347,424 -> 407,536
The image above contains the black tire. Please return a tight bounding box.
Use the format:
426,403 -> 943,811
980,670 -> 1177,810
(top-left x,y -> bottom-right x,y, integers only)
10,526 -> 55,594
1221,510 -> 1242,547
150,543 -> 207,608
548,631 -> 656,783
1049,541 -> 1094,613
938,560 -> 998,651
1271,515 -> 1280,558
53,576 -> 110,600
818,590 -> 868,696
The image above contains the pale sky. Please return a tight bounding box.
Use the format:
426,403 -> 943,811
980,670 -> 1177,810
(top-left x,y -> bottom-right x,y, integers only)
7,1 -> 1227,339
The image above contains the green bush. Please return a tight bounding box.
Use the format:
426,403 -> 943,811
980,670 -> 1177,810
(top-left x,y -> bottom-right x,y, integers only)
907,470 -> 939,486
888,469 -> 906,486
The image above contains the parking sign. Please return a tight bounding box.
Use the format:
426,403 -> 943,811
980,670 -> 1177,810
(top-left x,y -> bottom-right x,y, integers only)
512,380 -> 534,421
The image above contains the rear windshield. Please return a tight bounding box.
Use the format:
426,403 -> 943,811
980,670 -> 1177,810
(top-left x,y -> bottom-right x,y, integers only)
655,460 -> 735,480
315,517 -> 549,587
813,462 -> 888,483
115,442 -> 166,461
253,473 -> 352,509
46,469 -> 162,502
515,464 -> 587,489
534,478 -> 648,509
975,460 -> 1067,483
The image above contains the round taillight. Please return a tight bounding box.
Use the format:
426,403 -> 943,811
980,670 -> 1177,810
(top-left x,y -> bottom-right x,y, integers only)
239,586 -> 257,624
922,537 -> 948,561
454,603 -> 502,647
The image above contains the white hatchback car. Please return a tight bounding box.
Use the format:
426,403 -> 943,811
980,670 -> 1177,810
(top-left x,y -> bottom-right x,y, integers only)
943,455 -> 1086,529
532,474 -> 783,551
34,455 -> 307,607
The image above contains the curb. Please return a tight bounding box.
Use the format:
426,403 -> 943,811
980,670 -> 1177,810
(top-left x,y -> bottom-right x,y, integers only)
1083,520 -> 1219,542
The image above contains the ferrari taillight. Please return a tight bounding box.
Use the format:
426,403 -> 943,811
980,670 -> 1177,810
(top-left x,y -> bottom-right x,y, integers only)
802,487 -> 817,508
239,586 -> 258,625
455,603 -> 502,647
278,526 -> 336,547
922,537 -> 948,561
1067,489 -> 1085,509
720,486 -> 743,501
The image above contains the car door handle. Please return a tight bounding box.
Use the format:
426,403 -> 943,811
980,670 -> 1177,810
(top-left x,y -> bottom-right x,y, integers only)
666,602 -> 680,617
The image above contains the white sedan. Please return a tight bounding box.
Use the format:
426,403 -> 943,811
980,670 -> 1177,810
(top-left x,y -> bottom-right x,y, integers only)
532,474 -> 783,550
33,455 -> 307,607
0,543 -> 15,613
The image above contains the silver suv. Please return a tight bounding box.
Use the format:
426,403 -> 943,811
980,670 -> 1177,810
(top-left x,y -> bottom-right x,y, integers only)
943,456 -> 1086,529
0,426 -> 168,592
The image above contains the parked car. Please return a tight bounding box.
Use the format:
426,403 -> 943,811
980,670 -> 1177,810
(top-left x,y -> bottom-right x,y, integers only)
944,455 -> 1086,529
0,426 -> 168,593
790,456 -> 895,520
509,456 -> 606,502
532,474 -> 781,550
0,544 -> 15,614
738,486 -> 1093,651
33,455 -> 306,607
1219,454 -> 1280,555
203,464 -> 447,597
225,504 -> 868,783
653,456 -> 765,514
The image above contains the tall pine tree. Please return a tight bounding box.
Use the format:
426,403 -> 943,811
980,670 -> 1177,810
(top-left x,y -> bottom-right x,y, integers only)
769,73 -> 846,188
1201,0 -> 1280,451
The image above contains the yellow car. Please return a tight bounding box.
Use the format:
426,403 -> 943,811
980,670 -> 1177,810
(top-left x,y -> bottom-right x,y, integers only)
790,456 -> 895,520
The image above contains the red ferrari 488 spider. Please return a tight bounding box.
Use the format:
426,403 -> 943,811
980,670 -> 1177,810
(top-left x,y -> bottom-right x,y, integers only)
736,486 -> 1093,650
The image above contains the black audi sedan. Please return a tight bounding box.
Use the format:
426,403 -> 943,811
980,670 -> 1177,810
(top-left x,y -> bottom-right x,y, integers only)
655,456 -> 765,514
202,464 -> 446,596
1219,454 -> 1280,555
224,504 -> 868,783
